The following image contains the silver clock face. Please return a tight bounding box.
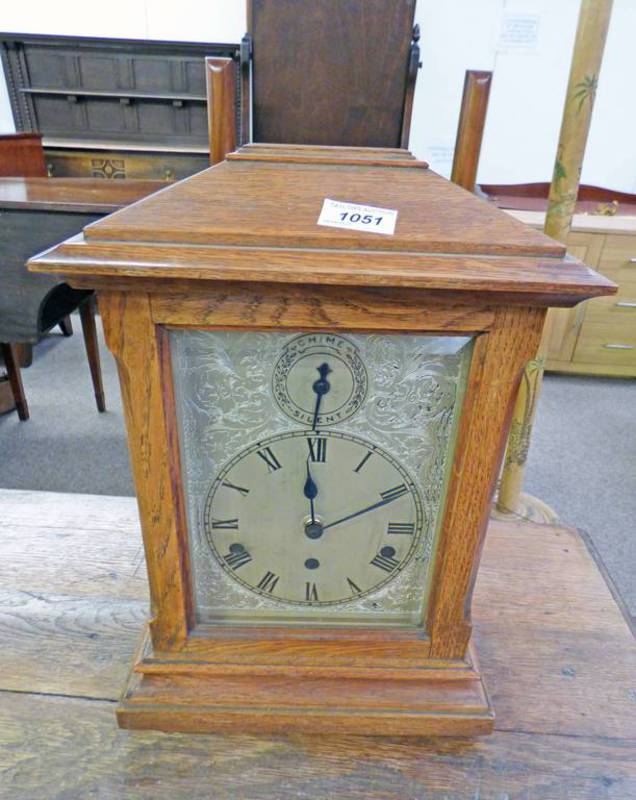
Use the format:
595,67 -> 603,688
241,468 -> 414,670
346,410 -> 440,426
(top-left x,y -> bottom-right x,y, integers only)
171,329 -> 473,627
203,430 -> 424,606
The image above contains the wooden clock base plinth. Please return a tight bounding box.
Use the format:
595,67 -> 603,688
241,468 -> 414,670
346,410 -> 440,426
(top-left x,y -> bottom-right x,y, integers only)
117,627 -> 494,736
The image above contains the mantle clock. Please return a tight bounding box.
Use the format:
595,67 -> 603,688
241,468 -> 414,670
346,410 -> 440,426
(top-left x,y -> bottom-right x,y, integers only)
30,144 -> 614,736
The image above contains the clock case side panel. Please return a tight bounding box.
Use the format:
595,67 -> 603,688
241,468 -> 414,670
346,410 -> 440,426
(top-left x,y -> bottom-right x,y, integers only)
426,305 -> 547,659
100,290 -> 194,651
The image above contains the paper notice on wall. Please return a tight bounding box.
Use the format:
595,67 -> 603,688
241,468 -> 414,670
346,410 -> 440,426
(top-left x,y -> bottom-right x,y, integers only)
425,146 -> 455,180
497,13 -> 540,53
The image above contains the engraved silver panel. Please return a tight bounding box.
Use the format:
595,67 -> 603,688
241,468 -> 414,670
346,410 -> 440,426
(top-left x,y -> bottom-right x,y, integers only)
170,330 -> 473,627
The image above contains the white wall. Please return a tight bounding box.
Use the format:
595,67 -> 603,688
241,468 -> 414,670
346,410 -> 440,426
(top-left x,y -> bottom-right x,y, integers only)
0,0 -> 632,190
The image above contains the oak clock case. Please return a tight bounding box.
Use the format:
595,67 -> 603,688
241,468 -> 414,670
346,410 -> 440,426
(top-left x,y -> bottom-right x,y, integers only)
171,330 -> 473,627
27,144 -> 615,736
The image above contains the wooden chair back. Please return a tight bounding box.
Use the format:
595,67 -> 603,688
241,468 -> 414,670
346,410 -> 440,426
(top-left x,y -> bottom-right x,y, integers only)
0,133 -> 47,177
246,0 -> 419,149
206,58 -> 238,165
450,71 -> 493,193
206,2 -> 421,164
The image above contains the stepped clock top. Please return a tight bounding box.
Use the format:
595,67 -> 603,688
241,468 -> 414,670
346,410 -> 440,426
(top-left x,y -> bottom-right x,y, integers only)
29,144 -> 615,306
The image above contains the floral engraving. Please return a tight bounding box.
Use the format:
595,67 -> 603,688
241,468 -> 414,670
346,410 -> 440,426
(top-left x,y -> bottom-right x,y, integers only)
170,330 -> 473,625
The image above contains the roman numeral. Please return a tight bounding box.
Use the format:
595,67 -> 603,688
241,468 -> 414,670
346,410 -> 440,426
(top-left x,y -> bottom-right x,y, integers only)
221,481 -> 249,497
346,577 -> 362,595
387,522 -> 415,535
257,571 -> 280,593
380,484 -> 408,503
257,447 -> 282,473
370,550 -> 400,573
305,582 -> 319,601
211,518 -> 239,529
353,451 -> 373,473
223,544 -> 251,570
307,437 -> 327,463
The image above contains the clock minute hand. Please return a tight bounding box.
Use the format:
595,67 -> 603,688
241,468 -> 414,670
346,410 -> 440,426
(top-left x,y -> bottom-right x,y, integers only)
322,488 -> 406,532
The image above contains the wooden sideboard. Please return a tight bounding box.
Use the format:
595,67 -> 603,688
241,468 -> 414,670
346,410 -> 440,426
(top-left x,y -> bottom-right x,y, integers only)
507,210 -> 636,377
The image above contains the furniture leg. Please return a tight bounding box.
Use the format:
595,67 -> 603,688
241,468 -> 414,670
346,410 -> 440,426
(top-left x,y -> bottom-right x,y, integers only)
79,299 -> 106,413
59,315 -> 73,336
15,342 -> 33,367
0,376 -> 16,414
0,343 -> 29,420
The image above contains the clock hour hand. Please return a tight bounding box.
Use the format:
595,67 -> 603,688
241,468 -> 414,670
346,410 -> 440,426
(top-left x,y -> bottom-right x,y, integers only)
304,458 -> 319,524
322,490 -> 406,532
311,362 -> 332,430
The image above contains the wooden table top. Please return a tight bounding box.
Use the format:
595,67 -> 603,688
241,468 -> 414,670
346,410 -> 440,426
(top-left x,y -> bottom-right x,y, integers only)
0,177 -> 166,213
1,488 -> 634,798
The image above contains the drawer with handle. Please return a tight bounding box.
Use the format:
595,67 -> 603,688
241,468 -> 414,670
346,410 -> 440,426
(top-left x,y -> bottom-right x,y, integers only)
573,321 -> 636,367
595,234 -> 636,280
45,149 -> 209,181
584,292 -> 636,323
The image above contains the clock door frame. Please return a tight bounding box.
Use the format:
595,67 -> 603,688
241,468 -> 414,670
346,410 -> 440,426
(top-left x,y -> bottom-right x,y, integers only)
99,281 -> 545,664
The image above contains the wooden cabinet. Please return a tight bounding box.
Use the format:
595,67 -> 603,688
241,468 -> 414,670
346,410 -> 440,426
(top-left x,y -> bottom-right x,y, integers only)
544,231 -> 604,364
43,148 -> 209,181
1,33 -> 241,180
507,210 -> 636,377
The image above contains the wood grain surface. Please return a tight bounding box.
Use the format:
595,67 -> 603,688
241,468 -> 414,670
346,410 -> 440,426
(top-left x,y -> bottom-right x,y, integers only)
240,143 -> 415,157
0,177 -> 166,213
150,286 -> 496,331
1,488 -> 635,797
0,132 -> 47,177
226,151 -> 429,168
79,156 -> 568,256
29,237 -> 616,306
27,146 -> 616,305
451,71 -> 493,193
427,306 -> 546,657
100,292 -> 193,650
206,58 -> 237,166
248,0 -> 416,148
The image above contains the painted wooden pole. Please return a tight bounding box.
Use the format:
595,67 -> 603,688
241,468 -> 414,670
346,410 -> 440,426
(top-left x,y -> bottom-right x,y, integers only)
497,0 -> 614,517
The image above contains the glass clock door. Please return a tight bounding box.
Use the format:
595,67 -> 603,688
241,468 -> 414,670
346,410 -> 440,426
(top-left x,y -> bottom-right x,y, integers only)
170,330 -> 473,628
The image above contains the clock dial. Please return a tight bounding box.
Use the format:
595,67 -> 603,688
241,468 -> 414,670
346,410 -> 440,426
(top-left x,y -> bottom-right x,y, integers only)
272,333 -> 368,427
203,431 -> 424,605
171,328 -> 473,626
